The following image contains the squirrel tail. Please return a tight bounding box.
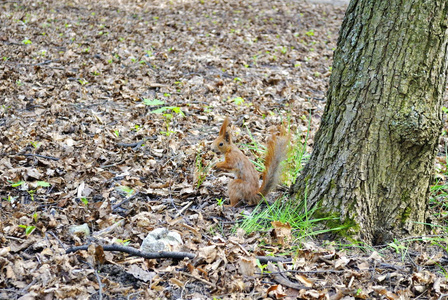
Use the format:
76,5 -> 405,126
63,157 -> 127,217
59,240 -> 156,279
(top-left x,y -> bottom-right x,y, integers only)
258,127 -> 289,197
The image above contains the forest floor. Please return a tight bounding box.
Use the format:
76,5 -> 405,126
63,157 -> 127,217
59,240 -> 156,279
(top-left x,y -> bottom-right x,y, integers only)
1,0 -> 448,299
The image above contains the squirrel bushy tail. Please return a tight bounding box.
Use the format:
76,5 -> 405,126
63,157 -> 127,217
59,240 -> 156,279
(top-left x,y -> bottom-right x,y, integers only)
259,127 -> 289,197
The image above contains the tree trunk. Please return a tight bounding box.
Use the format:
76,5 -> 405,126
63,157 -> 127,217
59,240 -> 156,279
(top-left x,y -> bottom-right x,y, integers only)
291,0 -> 448,244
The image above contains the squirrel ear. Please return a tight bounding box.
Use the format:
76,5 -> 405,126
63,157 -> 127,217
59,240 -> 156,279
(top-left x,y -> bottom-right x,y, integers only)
219,117 -> 231,136
224,131 -> 231,143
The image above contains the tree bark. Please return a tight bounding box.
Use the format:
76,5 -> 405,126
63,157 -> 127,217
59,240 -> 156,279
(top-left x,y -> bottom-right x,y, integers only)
291,0 -> 448,244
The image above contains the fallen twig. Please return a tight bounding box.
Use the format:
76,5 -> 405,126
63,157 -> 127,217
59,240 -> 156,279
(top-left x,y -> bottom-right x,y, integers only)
100,160 -> 125,169
20,153 -> 60,161
229,240 -> 251,256
47,231 -> 66,249
174,201 -> 192,217
93,220 -> 125,236
438,293 -> 448,300
35,59 -> 60,66
260,269 -> 345,275
255,256 -> 292,263
87,262 -> 103,300
19,279 -> 36,295
116,138 -> 148,150
178,271 -> 215,288
127,291 -> 142,300
267,263 -> 311,291
112,193 -> 140,211
66,244 -> 196,260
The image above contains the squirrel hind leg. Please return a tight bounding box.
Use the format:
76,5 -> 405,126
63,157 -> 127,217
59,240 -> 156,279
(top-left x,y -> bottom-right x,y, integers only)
228,179 -> 248,207
228,179 -> 261,207
247,193 -> 262,206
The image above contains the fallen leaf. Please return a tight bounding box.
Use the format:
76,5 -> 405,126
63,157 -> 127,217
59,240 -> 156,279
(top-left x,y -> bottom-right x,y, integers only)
238,256 -> 256,276
126,265 -> 156,282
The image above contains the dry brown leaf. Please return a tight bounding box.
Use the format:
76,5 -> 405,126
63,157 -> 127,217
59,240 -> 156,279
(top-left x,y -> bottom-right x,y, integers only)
126,265 -> 156,283
267,285 -> 287,298
271,221 -> 292,246
334,256 -> 350,269
170,277 -> 185,288
26,168 -> 42,180
198,245 -> 217,263
0,247 -> 10,257
5,265 -> 15,280
238,256 -> 256,276
357,261 -> 370,270
372,286 -> 400,300
295,274 -> 313,288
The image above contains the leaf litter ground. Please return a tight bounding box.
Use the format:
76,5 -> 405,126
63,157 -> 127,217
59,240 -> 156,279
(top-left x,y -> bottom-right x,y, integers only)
1,0 -> 448,299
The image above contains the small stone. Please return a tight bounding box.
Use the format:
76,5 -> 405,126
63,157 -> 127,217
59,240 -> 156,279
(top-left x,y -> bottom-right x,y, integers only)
68,224 -> 90,237
140,228 -> 183,253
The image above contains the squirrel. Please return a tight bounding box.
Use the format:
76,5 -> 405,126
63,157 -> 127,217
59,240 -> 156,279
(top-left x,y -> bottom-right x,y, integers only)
212,117 -> 289,207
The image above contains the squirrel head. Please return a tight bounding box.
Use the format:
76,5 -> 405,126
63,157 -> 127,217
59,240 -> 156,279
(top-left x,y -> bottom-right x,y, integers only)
212,117 -> 232,154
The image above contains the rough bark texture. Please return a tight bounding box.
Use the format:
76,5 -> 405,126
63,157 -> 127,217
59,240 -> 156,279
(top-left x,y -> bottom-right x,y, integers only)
291,0 -> 448,244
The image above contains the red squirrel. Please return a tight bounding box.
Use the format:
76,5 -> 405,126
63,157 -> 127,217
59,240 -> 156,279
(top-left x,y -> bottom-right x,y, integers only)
212,117 -> 289,207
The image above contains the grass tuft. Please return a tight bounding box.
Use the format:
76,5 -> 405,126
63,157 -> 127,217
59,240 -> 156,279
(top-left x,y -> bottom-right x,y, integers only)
236,193 -> 344,241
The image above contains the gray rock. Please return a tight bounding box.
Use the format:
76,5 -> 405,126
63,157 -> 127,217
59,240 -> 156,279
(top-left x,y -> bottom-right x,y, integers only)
68,223 -> 90,237
140,228 -> 183,253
